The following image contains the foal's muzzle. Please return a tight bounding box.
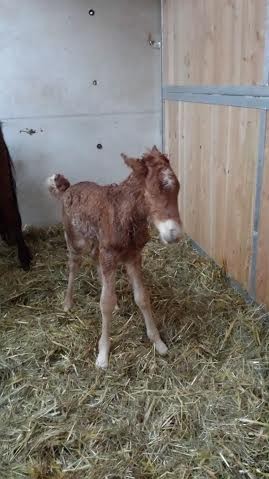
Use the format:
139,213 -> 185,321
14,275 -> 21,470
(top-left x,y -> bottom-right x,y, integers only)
156,219 -> 183,244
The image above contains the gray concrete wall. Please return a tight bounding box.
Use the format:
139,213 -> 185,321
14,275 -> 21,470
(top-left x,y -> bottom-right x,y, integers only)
1,0 -> 161,225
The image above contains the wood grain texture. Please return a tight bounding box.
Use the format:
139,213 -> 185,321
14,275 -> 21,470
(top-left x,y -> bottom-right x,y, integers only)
165,101 -> 260,288
163,0 -> 266,86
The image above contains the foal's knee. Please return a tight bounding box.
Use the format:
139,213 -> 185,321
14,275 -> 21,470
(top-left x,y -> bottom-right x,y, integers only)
100,292 -> 117,315
68,253 -> 81,272
134,289 -> 150,310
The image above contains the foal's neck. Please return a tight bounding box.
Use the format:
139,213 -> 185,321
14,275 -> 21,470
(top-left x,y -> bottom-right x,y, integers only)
120,173 -> 148,220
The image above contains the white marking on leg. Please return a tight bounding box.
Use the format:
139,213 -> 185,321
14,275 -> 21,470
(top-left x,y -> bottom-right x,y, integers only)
96,270 -> 117,369
154,339 -> 168,355
96,346 -> 110,369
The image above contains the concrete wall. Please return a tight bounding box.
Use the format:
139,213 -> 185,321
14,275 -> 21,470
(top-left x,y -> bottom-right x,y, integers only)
1,0 -> 161,225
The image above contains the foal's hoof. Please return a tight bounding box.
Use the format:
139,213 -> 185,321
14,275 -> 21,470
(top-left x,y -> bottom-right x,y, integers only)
63,301 -> 72,312
155,339 -> 168,356
96,352 -> 109,369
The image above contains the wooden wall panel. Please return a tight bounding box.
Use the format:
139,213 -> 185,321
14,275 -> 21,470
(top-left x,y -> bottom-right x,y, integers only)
256,114 -> 269,306
165,101 -> 260,288
164,102 -> 179,175
163,0 -> 266,86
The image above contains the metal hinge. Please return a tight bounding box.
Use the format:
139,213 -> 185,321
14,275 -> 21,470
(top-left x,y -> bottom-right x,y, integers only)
148,33 -> 161,49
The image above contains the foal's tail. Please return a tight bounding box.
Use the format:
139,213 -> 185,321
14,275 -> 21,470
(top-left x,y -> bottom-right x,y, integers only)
46,174 -> 71,199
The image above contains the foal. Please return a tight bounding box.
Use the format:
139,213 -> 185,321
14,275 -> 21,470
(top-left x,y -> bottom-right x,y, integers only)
47,146 -> 182,368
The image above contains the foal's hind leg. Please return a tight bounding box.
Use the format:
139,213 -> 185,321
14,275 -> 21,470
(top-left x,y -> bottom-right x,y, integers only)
126,255 -> 168,355
64,234 -> 82,312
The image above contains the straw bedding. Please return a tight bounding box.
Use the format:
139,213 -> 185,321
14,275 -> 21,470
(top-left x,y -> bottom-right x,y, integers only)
0,226 -> 268,479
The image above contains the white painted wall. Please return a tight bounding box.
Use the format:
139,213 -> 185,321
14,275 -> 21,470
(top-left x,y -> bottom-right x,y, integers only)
0,0 -> 161,225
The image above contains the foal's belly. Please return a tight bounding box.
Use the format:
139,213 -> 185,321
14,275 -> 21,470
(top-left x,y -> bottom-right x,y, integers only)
74,236 -> 99,258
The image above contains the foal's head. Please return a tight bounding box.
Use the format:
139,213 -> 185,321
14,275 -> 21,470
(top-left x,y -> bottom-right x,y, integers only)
121,146 -> 182,244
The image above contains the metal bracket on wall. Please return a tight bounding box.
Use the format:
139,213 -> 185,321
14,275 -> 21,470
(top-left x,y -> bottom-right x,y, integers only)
148,33 -> 161,49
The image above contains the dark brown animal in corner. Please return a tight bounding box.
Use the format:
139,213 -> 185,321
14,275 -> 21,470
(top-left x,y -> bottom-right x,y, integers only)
0,124 -> 32,270
47,146 -> 182,368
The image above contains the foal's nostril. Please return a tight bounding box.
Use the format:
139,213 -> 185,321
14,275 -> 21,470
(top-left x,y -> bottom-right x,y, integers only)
170,227 -> 179,237
169,226 -> 183,243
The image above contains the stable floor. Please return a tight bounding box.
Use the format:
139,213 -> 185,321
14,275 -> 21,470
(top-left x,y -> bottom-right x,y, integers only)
0,227 -> 268,479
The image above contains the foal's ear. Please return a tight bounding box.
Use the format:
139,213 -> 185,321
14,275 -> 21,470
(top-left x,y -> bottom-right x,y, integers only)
151,145 -> 159,154
121,153 -> 147,175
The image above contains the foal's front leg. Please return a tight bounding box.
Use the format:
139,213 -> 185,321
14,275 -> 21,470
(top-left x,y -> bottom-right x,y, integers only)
96,260 -> 117,369
126,255 -> 168,355
96,262 -> 119,312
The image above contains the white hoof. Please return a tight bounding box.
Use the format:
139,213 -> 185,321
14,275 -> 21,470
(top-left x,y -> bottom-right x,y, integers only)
155,339 -> 168,356
114,303 -> 119,312
96,352 -> 109,369
63,301 -> 72,312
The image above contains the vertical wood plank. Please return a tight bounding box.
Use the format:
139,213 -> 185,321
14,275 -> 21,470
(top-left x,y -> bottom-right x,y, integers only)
165,101 -> 260,288
163,0 -> 266,85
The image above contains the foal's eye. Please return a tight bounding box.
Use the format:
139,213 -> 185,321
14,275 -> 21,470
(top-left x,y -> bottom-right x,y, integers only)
161,169 -> 176,190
